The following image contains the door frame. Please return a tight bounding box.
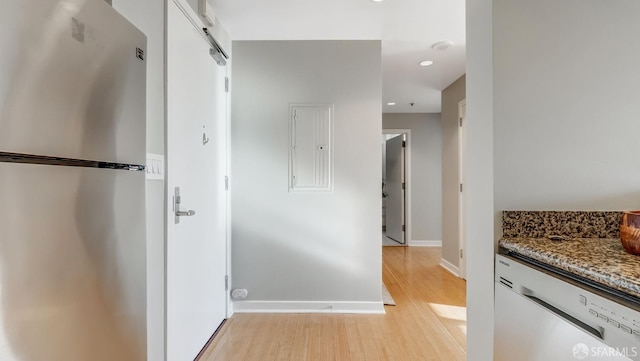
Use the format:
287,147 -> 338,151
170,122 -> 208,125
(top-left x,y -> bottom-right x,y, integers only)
224,67 -> 232,319
382,129 -> 411,245
458,99 -> 467,279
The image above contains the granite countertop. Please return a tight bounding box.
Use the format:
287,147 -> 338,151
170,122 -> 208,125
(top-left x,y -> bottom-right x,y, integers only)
499,237 -> 640,300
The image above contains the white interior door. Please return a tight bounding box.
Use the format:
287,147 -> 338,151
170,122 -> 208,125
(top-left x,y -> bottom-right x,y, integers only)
385,134 -> 406,244
166,1 -> 227,359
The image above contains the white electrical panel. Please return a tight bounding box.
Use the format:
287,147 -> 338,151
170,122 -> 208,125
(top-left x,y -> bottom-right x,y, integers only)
289,104 -> 333,192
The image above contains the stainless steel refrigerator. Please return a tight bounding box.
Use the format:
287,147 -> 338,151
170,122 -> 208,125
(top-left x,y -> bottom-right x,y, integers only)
0,0 -> 147,360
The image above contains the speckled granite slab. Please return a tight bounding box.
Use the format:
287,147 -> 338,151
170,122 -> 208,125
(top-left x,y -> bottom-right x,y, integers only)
499,237 -> 640,299
502,211 -> 621,238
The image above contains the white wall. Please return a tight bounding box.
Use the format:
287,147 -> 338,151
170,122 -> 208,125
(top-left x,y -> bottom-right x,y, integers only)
494,0 -> 640,213
110,2 -> 166,360
465,0 -> 494,360
441,75 -> 465,267
382,113 -> 442,243
231,40 -> 383,312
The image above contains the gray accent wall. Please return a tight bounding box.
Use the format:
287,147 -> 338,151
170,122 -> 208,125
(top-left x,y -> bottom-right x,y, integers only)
441,75 -> 465,267
231,41 -> 382,305
383,113 -> 442,242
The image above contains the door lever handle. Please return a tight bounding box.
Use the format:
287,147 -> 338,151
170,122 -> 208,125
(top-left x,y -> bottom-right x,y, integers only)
174,187 -> 196,224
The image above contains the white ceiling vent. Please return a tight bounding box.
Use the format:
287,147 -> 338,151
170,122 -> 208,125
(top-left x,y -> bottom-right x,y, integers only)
431,40 -> 454,51
198,0 -> 216,27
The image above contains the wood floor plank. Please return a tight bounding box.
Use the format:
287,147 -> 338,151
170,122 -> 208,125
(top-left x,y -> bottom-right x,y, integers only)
199,247 -> 466,361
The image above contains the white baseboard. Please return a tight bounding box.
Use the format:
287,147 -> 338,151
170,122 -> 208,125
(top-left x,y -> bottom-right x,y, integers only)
439,258 -> 461,277
409,239 -> 442,247
232,301 -> 385,314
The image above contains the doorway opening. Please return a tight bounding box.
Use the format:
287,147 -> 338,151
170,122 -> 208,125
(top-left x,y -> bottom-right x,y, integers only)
382,129 -> 411,246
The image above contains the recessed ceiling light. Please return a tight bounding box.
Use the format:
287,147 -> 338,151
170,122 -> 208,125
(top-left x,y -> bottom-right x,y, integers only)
431,40 -> 454,51
371,0 -> 384,2
386,102 -> 396,106
419,60 -> 434,67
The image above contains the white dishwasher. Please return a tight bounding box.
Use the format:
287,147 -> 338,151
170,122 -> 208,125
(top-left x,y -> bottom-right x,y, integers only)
495,254 -> 640,361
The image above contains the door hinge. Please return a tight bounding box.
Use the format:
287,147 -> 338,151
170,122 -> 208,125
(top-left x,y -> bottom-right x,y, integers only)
402,225 -> 406,232
459,117 -> 463,127
402,182 -> 406,190
402,140 -> 406,148
225,175 -> 229,191
460,183 -> 463,192
460,249 -> 463,259
225,77 -> 229,93
225,275 -> 229,291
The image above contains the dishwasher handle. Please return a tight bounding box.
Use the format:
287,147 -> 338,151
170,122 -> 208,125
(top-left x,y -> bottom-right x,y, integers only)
523,293 -> 604,340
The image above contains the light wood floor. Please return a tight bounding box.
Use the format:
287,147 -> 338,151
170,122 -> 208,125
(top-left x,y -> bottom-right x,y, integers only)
199,247 -> 467,361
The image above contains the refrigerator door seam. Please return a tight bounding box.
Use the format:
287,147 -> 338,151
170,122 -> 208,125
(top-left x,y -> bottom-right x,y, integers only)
0,151 -> 146,171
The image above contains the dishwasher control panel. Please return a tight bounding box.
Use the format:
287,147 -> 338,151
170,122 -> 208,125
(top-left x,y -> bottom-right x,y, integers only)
585,296 -> 640,340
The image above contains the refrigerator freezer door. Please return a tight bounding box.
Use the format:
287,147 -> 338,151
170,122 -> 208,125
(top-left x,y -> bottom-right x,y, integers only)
0,0 -> 146,165
0,162 -> 146,361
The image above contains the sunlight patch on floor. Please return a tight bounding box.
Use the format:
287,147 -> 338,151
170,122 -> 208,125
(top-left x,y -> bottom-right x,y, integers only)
428,303 -> 467,322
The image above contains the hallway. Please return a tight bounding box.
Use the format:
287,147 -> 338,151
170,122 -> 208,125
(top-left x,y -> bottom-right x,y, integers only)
199,247 -> 466,360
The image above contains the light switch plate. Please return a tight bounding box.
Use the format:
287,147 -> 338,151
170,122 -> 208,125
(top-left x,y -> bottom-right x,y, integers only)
146,153 -> 165,181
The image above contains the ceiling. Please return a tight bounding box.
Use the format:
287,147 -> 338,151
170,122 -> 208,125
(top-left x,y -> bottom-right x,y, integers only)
210,0 -> 466,113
